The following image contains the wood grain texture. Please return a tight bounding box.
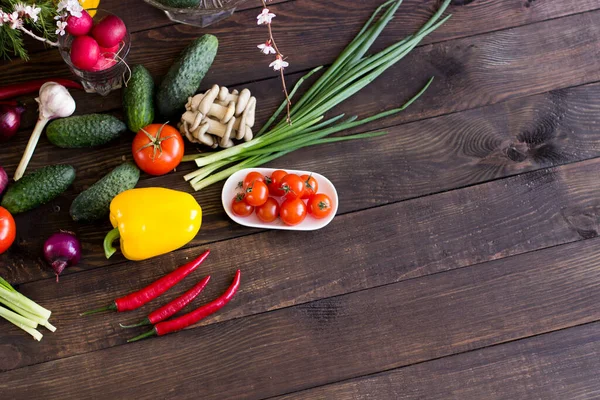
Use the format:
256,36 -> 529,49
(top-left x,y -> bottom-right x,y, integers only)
3,79 -> 600,284
3,235 -> 600,399
2,157 -> 600,371
4,0 -> 600,103
274,322 -> 600,400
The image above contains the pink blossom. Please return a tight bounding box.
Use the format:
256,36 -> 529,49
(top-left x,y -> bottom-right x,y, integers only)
269,55 -> 289,71
257,8 -> 275,25
257,40 -> 276,55
8,12 -> 23,29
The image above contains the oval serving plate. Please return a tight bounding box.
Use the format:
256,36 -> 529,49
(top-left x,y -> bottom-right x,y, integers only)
222,167 -> 339,231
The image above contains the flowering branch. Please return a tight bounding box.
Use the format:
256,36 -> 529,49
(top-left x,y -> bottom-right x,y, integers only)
0,0 -> 83,60
257,1 -> 292,124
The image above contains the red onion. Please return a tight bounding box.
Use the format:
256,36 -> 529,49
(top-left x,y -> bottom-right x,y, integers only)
0,166 -> 7,197
0,104 -> 25,142
43,231 -> 81,282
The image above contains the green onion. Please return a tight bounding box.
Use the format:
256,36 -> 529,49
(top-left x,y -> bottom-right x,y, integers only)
185,0 -> 452,191
0,277 -> 55,338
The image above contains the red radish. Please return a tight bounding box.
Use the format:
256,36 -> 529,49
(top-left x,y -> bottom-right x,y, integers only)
99,43 -> 120,55
66,10 -> 93,36
70,36 -> 100,70
91,55 -> 117,71
92,15 -> 126,48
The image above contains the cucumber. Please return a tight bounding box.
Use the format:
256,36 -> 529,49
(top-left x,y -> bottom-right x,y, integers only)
123,65 -> 155,133
156,0 -> 200,7
46,114 -> 127,148
1,164 -> 76,214
155,34 -> 218,120
70,162 -> 140,222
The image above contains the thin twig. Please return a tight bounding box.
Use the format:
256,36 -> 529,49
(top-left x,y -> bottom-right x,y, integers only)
19,27 -> 58,47
260,0 -> 292,123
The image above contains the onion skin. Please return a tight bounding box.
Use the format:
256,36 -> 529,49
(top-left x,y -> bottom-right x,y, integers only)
0,104 -> 25,142
43,232 -> 82,282
0,167 -> 7,197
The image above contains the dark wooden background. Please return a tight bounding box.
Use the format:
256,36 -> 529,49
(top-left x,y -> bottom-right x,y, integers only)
1,0 -> 600,398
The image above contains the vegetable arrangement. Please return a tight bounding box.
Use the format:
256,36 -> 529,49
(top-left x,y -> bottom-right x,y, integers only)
0,277 -> 55,341
66,12 -> 128,72
83,250 -> 241,342
0,0 -> 451,343
231,169 -> 333,226
183,0 -> 452,191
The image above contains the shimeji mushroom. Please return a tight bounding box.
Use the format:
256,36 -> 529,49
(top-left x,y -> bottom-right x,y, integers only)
179,85 -> 257,148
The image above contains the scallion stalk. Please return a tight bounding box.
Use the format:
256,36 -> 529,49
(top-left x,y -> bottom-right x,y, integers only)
185,0 -> 452,191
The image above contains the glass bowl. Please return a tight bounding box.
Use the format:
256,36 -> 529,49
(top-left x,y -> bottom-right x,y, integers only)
144,0 -> 249,27
58,9 -> 131,96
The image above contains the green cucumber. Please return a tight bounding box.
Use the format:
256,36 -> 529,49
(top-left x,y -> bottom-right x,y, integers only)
123,65 -> 155,133
70,162 -> 140,222
156,34 -> 218,120
46,114 -> 127,148
155,0 -> 200,7
1,164 -> 76,214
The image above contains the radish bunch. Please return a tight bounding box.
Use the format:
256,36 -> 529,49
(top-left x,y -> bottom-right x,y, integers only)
67,11 -> 127,72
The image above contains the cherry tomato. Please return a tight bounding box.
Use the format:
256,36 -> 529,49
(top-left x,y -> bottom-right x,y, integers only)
245,180 -> 269,207
231,194 -> 254,217
308,194 -> 333,219
256,197 -> 280,223
300,174 -> 318,199
132,123 -> 184,176
0,207 -> 16,254
280,198 -> 307,226
280,174 -> 305,200
267,169 -> 287,197
243,171 -> 266,190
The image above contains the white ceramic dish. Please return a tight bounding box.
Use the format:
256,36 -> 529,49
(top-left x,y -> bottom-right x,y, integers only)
222,168 -> 339,231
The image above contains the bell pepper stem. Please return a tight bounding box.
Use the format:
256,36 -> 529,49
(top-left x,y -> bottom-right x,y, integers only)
104,227 -> 120,259
127,329 -> 157,343
119,318 -> 152,329
80,302 -> 118,316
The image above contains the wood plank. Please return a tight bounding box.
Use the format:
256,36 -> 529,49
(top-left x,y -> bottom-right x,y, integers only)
274,322 -> 600,400
3,234 -> 600,398
7,0 -> 600,60
5,0 -> 600,129
4,78 -> 600,284
2,156 -> 600,371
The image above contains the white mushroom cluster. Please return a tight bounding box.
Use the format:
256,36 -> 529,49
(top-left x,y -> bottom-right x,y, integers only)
178,84 -> 257,148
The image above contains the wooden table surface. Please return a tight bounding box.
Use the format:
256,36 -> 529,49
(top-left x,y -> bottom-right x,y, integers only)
2,0 -> 600,398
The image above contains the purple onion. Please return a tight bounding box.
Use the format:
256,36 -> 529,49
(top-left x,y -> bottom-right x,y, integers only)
43,231 -> 81,282
0,104 -> 25,142
0,166 -> 7,197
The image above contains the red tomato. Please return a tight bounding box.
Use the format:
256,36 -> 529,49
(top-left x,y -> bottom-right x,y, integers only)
0,207 -> 16,254
132,123 -> 184,176
280,174 -> 305,200
267,169 -> 287,197
256,197 -> 279,223
300,174 -> 318,199
308,194 -> 333,219
243,171 -> 266,190
231,194 -> 253,217
245,180 -> 269,207
280,198 -> 307,226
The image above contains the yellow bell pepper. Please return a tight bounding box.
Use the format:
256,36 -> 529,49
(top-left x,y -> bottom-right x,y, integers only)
103,188 -> 202,261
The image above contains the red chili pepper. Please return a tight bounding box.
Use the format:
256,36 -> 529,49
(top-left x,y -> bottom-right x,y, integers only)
81,250 -> 210,316
0,78 -> 83,101
0,100 -> 18,106
119,275 -> 211,328
128,269 -> 241,342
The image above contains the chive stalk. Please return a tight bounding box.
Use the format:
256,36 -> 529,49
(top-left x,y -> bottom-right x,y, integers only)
185,0 -> 452,191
